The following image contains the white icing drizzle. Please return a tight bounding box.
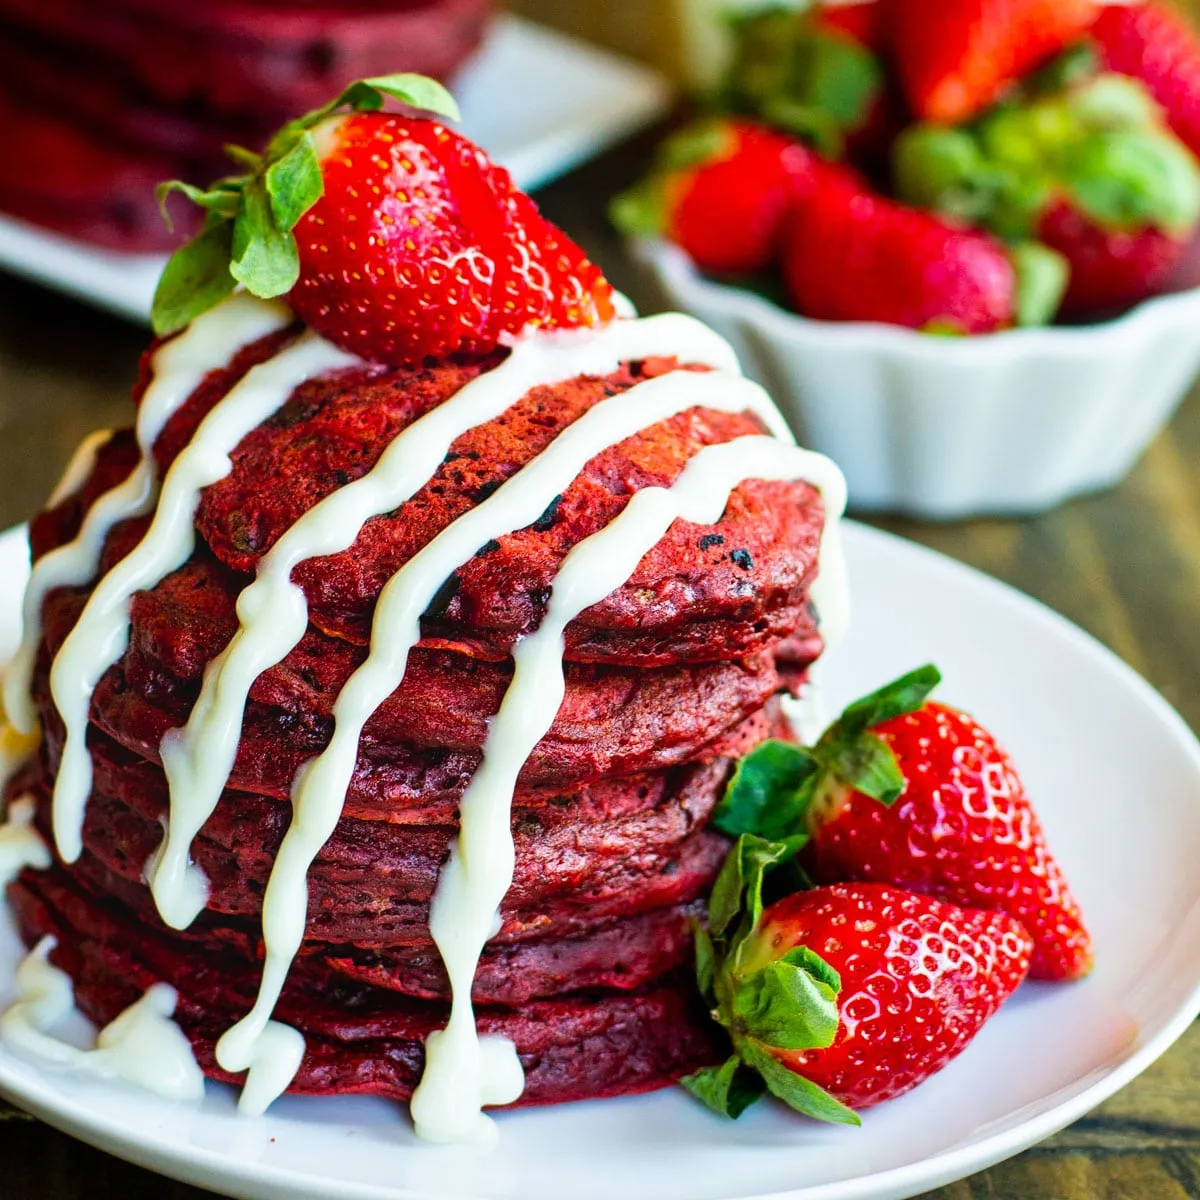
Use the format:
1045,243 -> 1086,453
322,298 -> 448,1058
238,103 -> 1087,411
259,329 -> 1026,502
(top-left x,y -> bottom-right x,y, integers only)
0,937 -> 204,1101
411,434 -> 847,1142
3,295 -> 291,741
0,796 -> 51,887
48,330 -> 357,864
149,313 -> 747,931
212,360 -> 840,1123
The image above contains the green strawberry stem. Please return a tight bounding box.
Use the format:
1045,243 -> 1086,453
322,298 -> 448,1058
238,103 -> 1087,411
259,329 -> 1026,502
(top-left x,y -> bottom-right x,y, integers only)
717,8 -> 883,158
150,74 -> 460,337
685,832 -> 858,1124
893,73 -> 1200,249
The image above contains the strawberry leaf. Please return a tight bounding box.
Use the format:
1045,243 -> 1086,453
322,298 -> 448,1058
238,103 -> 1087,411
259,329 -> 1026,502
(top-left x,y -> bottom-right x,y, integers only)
732,956 -> 840,1051
1066,127 -> 1200,235
709,833 -> 807,944
833,665 -> 941,740
266,132 -> 324,233
781,945 -> 841,994
659,120 -> 737,171
681,1055 -> 767,1119
1010,241 -> 1069,327
609,177 -> 668,239
719,9 -> 883,153
151,219 -> 236,335
695,920 -> 718,999
342,74 -> 460,123
713,740 -> 821,842
805,665 -> 941,808
230,180 -> 299,297
155,179 -> 242,227
740,1040 -> 861,1126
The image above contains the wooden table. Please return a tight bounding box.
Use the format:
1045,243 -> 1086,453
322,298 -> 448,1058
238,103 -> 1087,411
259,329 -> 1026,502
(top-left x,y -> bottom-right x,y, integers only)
1,135 -> 1199,1200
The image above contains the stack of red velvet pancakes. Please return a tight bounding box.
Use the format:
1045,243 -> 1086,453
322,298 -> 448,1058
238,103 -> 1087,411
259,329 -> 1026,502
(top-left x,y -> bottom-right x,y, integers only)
7,337 -> 833,1105
0,0 -> 491,250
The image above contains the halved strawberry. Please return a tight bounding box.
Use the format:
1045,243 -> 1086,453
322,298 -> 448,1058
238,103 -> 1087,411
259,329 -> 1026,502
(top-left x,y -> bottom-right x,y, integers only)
151,73 -> 614,363
713,667 -> 1093,981
892,0 -> 1098,123
1093,1 -> 1200,161
782,159 -> 1062,331
894,72 -> 1200,316
611,120 -> 812,276
684,836 -> 1032,1119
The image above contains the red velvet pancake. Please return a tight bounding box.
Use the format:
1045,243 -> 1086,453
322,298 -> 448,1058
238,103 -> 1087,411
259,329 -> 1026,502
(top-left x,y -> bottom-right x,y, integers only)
9,868 -> 725,1106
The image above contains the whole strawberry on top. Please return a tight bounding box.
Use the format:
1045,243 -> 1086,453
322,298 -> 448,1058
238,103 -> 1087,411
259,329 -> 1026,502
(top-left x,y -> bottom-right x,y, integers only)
895,66 -> 1200,316
713,666 -> 1093,982
152,74 -> 615,364
683,835 -> 1033,1119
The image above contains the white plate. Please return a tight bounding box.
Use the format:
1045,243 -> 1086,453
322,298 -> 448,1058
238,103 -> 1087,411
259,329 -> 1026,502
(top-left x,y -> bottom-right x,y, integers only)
0,15 -> 671,323
2,519 -> 1199,1200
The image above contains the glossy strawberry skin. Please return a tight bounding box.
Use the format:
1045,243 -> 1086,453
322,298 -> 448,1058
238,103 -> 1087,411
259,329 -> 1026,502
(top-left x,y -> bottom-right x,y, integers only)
289,112 -> 614,366
666,124 -> 812,276
783,162 -> 1017,331
746,884 -> 1032,1109
806,702 -> 1093,982
1039,198 -> 1189,317
817,0 -> 888,53
893,0 -> 1098,123
1093,1 -> 1200,161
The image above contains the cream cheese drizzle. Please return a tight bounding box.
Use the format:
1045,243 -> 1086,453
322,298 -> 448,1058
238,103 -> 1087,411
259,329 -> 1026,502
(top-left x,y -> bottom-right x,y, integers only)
0,937 -> 204,1101
212,361 -> 839,1123
3,295 -> 291,741
411,434 -> 847,1143
149,313 -> 746,931
0,797 -> 51,887
48,330 -> 357,863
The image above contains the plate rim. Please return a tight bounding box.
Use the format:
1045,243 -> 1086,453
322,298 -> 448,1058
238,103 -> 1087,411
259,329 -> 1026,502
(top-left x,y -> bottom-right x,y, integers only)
2,519 -> 1199,1200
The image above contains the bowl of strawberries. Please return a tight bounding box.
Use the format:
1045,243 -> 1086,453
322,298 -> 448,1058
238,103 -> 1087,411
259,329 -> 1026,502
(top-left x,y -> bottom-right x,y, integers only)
617,0 -> 1200,518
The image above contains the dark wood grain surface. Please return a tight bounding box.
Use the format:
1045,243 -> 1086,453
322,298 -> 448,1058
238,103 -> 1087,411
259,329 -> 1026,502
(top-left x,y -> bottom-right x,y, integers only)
0,126 -> 1198,1200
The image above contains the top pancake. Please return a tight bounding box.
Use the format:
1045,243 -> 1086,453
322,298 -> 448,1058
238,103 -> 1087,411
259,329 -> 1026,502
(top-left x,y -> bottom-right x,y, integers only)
39,328 -> 827,669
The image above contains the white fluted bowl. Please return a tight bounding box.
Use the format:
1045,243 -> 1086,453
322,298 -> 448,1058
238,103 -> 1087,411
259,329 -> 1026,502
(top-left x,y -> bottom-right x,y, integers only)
633,238 -> 1200,519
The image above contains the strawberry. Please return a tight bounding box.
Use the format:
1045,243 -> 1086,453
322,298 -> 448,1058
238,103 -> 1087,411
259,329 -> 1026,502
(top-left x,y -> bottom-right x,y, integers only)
713,666 -> 1093,981
611,120 -> 812,276
683,836 -> 1032,1119
782,160 -> 1062,331
894,72 -> 1200,316
892,0 -> 1098,123
150,73 -> 614,363
1093,1 -> 1200,161
816,1 -> 888,55
1039,197 -> 1190,315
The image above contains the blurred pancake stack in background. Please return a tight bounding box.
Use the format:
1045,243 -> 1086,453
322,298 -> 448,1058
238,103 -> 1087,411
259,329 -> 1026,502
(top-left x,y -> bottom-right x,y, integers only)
0,0 -> 492,250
